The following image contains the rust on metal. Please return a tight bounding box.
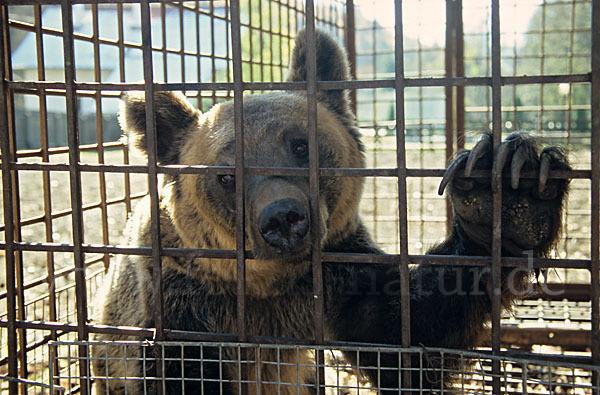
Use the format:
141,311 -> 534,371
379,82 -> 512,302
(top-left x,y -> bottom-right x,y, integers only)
490,0 -> 503,393
590,0 -> 600,388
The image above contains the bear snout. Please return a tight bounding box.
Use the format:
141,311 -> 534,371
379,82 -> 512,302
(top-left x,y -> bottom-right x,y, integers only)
258,198 -> 310,254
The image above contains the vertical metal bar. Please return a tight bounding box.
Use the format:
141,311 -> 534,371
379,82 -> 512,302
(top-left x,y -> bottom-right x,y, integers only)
140,1 -> 165,392
117,3 -> 133,215
490,0 -> 502,393
394,0 -> 410,347
371,12 -> 379,245
91,4 -> 110,269
161,3 -> 168,82
248,0 -> 255,85
210,1 -> 217,106
344,0 -> 356,114
304,2 -> 325,394
230,0 -> 248,355
34,4 -> 60,386
445,0 -> 457,235
178,2 -> 185,91
3,7 -> 27,388
537,2 -> 547,136
590,0 -> 600,392
61,0 -> 89,392
225,0 -> 232,100
195,0 -> 202,109
455,0 -> 464,151
394,1 -> 412,391
0,5 -> 18,393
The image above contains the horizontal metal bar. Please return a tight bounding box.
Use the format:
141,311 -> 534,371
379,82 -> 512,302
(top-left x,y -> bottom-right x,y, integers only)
0,257 -> 104,300
6,74 -> 592,93
0,241 -> 590,269
1,319 -> 596,368
0,192 -> 146,232
7,162 -> 590,180
4,141 -> 125,160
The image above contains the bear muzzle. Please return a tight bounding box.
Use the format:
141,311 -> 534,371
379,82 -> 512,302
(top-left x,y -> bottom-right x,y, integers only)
258,198 -> 310,255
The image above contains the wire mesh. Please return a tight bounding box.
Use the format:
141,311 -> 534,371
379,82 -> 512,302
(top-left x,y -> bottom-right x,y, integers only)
49,340 -> 600,394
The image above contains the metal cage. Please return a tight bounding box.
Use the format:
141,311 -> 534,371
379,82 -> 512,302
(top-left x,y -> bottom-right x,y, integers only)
0,0 -> 598,394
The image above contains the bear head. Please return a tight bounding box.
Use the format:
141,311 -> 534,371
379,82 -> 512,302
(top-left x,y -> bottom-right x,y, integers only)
118,30 -> 365,290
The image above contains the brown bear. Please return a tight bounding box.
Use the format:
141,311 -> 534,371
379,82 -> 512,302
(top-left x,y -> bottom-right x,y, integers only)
91,29 -> 571,394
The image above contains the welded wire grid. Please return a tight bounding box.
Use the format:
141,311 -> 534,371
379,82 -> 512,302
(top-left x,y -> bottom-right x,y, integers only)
42,341 -> 600,394
0,0 -> 598,394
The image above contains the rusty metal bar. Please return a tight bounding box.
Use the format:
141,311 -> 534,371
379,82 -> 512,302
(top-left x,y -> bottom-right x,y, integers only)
140,1 -> 165,392
210,0 -> 217,106
230,0 -> 247,345
4,73 -> 595,92
344,0 -> 356,114
60,0 -> 90,392
7,161 -> 588,180
4,141 -> 126,160
2,6 -> 28,388
230,3 -> 248,392
490,0 -> 502,393
117,2 -> 133,215
195,0 -> 202,109
225,0 -> 231,100
304,2 -> 326,393
178,1 -> 185,92
445,0 -> 457,235
91,3 -> 111,270
455,0 -> 464,152
0,5 -> 18,393
394,0 -> 410,347
0,240 -> 593,269
6,161 -> 589,180
34,3 -> 60,386
160,3 -> 167,81
591,0 -> 600,391
0,318 -> 598,368
394,0 -> 412,391
0,192 -> 146,233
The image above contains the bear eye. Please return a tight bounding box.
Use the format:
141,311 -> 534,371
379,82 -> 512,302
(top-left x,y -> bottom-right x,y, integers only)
219,175 -> 235,186
292,140 -> 308,157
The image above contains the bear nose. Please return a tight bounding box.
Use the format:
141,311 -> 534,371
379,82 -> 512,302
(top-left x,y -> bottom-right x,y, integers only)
258,199 -> 309,253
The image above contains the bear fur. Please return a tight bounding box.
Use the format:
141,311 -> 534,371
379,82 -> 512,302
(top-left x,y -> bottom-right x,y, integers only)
91,29 -> 571,394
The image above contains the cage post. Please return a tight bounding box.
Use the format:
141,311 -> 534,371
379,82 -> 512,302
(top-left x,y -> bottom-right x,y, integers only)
393,0 -> 412,392
33,4 -> 61,386
490,0 -> 503,393
444,0 -> 465,234
591,0 -> 600,392
116,3 -> 134,215
445,0 -> 457,234
455,1 -> 464,153
2,6 -> 28,389
60,0 -> 90,392
140,1 -> 166,393
344,0 -> 356,114
230,0 -> 249,392
0,5 -> 18,394
304,1 -> 326,393
91,4 -> 111,271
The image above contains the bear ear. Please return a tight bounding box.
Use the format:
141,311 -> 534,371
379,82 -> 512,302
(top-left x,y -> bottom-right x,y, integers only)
286,29 -> 354,123
118,91 -> 200,164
